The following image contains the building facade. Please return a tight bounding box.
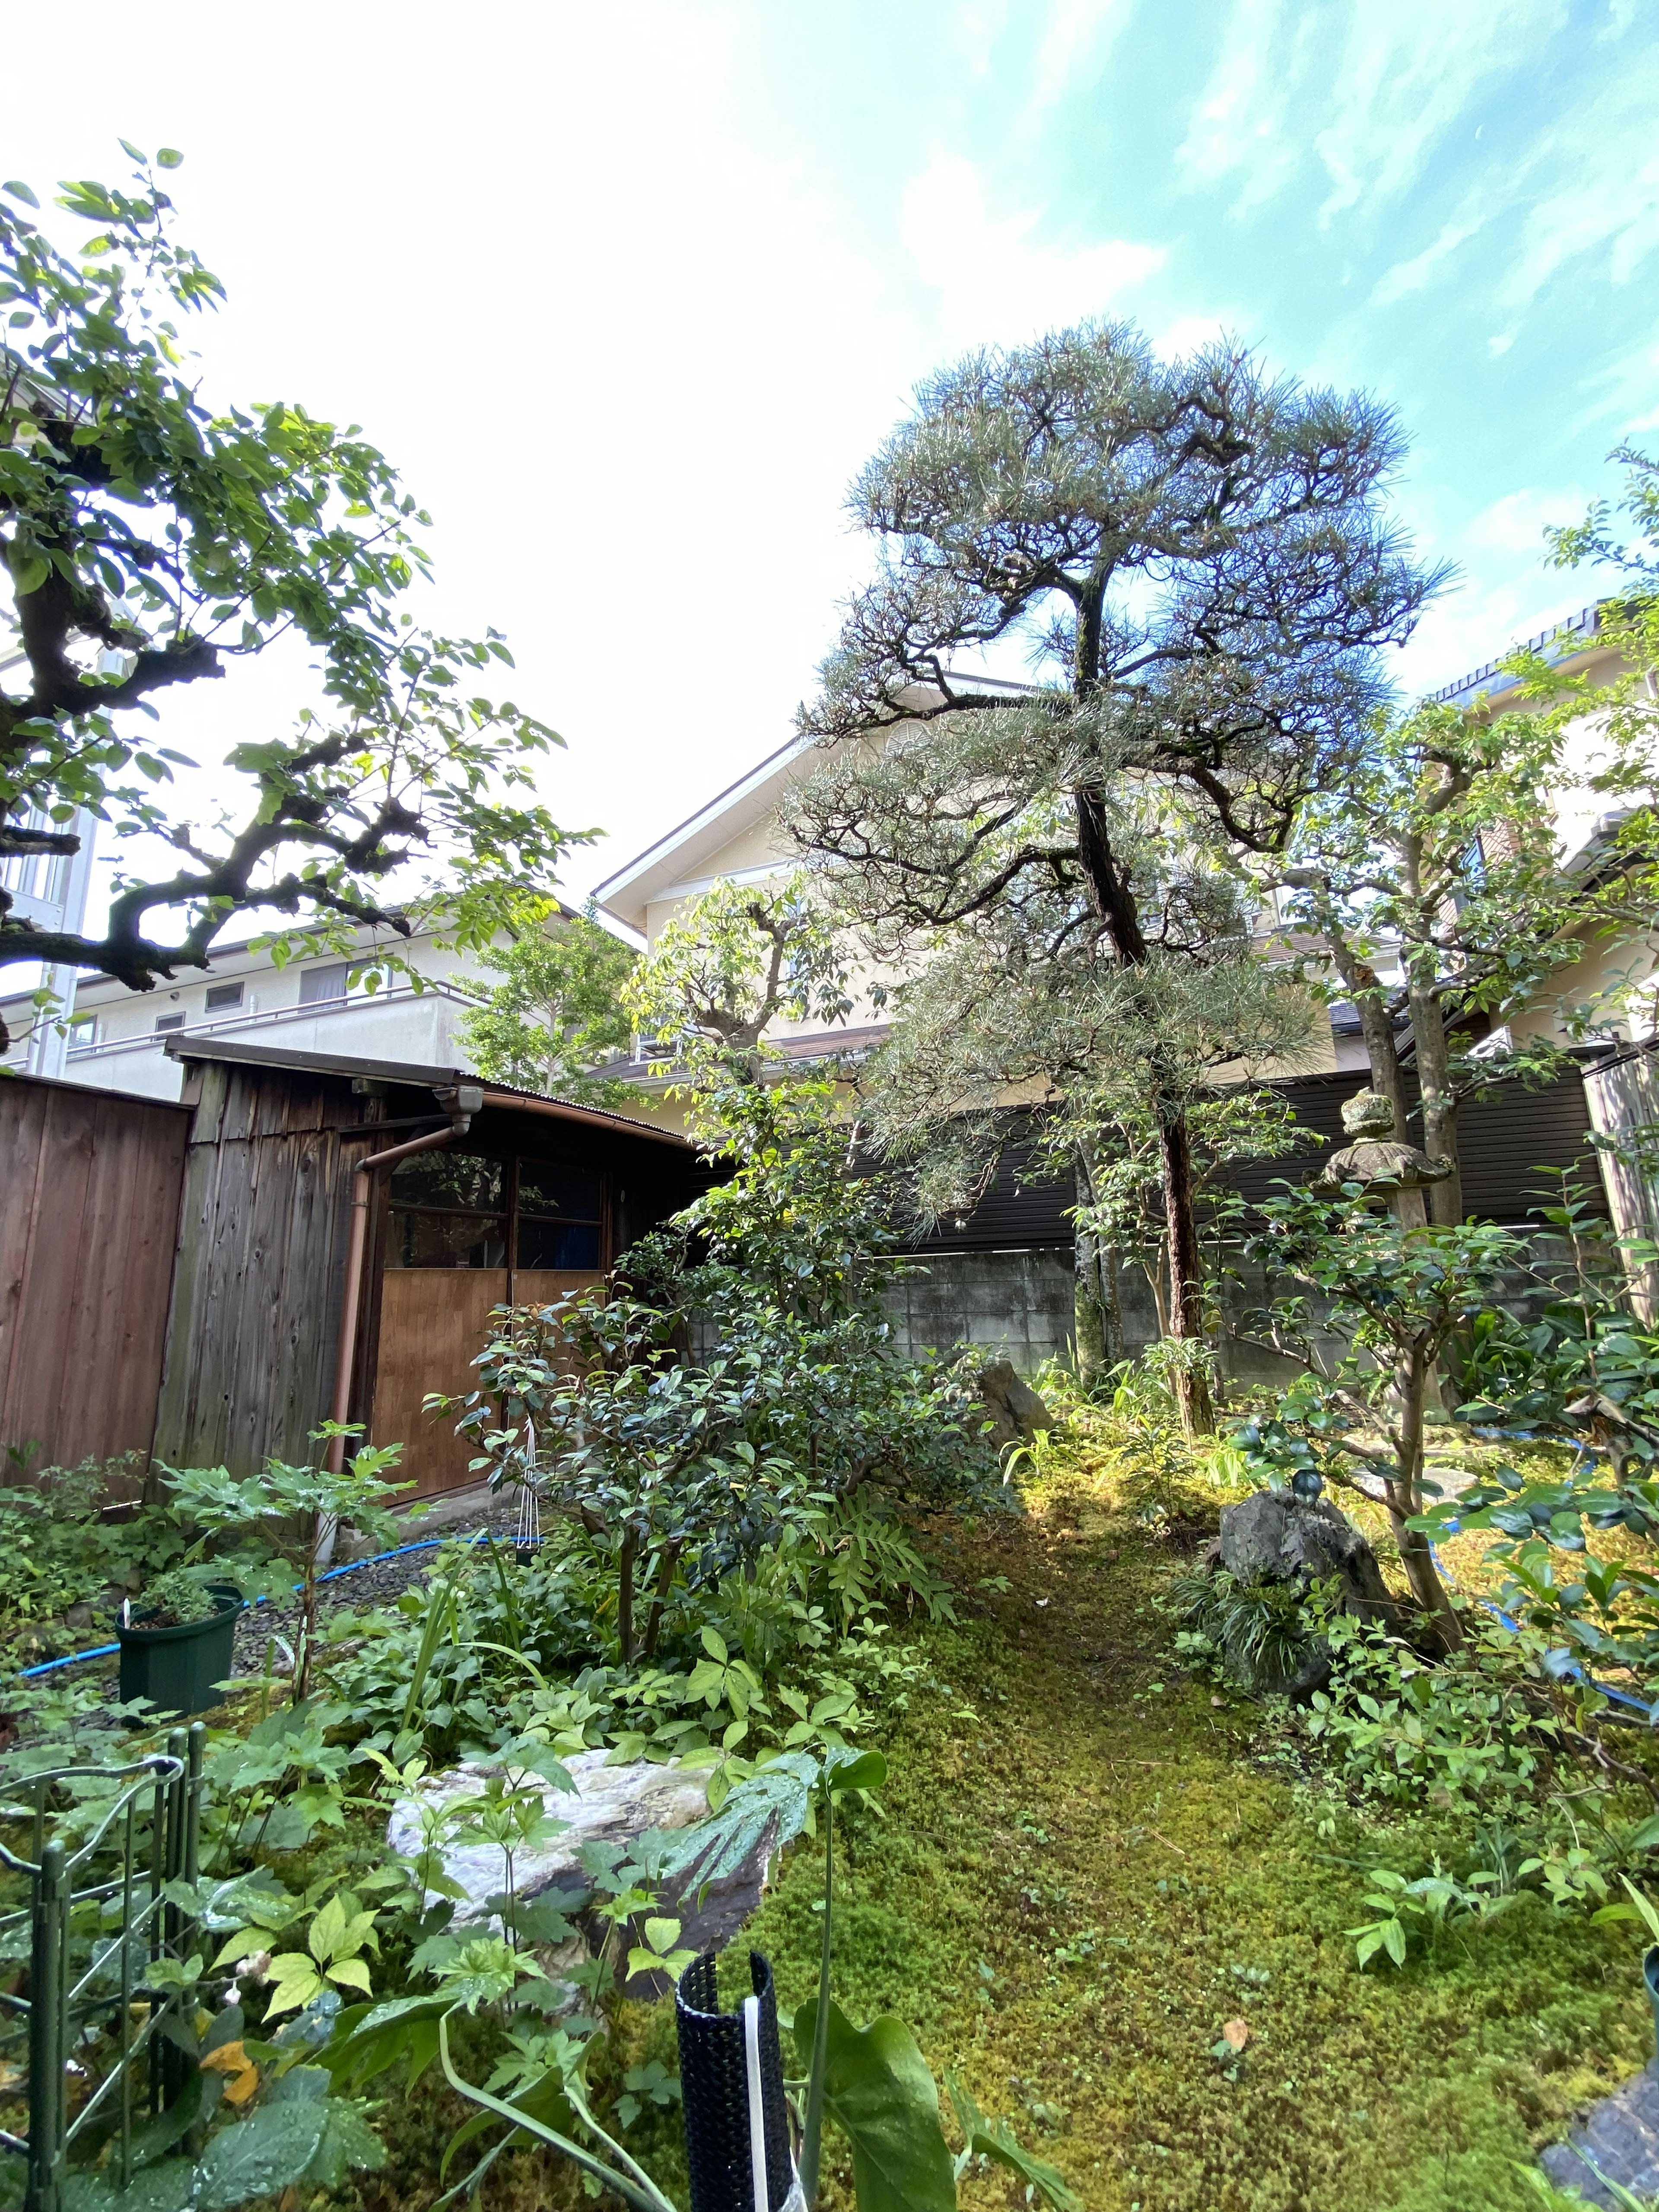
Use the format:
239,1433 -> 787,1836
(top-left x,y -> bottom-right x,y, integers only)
0,922 -> 493,1103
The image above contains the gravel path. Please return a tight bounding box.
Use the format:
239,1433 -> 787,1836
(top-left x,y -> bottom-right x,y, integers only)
226,1500 -> 520,1676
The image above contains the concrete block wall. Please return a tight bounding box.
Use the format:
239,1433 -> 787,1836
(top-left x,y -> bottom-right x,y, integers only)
883,1248 -> 1076,1375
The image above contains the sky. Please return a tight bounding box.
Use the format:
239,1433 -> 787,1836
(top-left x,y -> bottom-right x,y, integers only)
4,0 -> 1659,926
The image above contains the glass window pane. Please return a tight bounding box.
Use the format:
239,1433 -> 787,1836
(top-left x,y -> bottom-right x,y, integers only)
391,1210 -> 507,1268
205,981 -> 243,1011
299,961 -> 351,1004
388,1153 -> 504,1211
517,1217 -> 601,1270
517,1162 -> 602,1220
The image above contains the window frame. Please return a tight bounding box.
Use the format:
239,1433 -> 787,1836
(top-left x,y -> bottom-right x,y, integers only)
381,1147 -> 610,1273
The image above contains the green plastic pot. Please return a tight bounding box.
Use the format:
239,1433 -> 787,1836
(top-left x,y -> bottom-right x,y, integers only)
116,1583 -> 244,1716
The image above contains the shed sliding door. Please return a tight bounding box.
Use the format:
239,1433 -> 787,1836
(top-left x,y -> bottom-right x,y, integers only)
369,1150 -> 606,1499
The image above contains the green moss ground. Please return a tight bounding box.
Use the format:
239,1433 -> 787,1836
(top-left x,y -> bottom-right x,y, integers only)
614,1457 -> 1656,2212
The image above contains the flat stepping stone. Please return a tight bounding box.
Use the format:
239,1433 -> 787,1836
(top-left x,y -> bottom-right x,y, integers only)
1541,2058 -> 1659,2206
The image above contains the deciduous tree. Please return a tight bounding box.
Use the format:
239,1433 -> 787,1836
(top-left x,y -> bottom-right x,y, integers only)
622,872 -> 852,1088
1281,701 -> 1579,1226
0,149 -> 573,1025
458,903 -> 637,1102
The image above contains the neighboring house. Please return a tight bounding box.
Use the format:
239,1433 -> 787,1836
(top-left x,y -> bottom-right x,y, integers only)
592,645 -> 1625,1370
0,920 -> 494,1103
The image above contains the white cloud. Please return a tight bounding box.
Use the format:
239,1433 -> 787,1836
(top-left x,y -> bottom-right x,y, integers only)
1180,0 -> 1550,222
1570,334 -> 1659,437
1389,480 -> 1592,699
1177,0 -> 1311,210
1150,311 -> 1248,361
1461,485 -> 1585,555
901,156 -> 1165,350
1313,2 -> 1550,222
1371,207 -> 1487,305
1499,64 -> 1659,311
1027,0 -> 1138,117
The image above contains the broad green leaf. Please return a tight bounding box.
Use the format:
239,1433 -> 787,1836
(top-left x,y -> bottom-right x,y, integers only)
64,2161 -> 195,2212
793,1997 -> 955,2212
264,1952 -> 325,2015
827,1748 -> 887,1795
193,2101 -> 329,2210
657,1751 -> 819,1895
308,1893 -> 350,1963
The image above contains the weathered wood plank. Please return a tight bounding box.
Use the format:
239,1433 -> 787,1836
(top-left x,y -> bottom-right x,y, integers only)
0,1078 -> 187,1484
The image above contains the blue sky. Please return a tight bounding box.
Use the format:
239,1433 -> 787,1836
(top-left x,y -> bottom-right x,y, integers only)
4,0 -> 1658,910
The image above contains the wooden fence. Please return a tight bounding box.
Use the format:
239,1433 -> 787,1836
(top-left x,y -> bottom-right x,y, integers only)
0,1077 -> 190,1484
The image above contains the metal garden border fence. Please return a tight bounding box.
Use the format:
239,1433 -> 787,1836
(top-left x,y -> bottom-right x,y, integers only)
0,1724 -> 205,2212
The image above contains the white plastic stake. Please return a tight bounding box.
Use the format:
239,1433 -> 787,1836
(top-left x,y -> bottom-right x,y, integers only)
742,1994 -> 768,2212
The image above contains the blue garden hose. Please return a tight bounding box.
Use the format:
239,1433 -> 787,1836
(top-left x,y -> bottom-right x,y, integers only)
13,1535 -> 460,1679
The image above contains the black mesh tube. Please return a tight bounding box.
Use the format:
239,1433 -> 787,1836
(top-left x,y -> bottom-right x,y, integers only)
675,1950 -> 795,2212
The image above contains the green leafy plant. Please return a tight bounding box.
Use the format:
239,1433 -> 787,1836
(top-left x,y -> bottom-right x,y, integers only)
263,1891 -> 380,2015
132,1564 -> 219,1628
1348,1861 -> 1515,1970
159,1426 -> 409,1696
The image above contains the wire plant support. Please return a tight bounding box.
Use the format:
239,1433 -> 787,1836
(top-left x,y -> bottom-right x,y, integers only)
513,1418 -> 544,1565
0,1724 -> 205,2212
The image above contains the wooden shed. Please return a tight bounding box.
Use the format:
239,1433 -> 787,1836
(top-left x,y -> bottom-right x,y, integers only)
153,1039 -> 702,1498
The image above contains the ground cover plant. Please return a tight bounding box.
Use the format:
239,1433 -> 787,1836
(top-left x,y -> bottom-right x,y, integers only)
13,1341 -> 1659,2212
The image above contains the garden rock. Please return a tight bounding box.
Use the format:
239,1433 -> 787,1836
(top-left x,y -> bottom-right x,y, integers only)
978,1359 -> 1056,1452
1219,1490 -> 1401,1628
386,1749 -> 772,1996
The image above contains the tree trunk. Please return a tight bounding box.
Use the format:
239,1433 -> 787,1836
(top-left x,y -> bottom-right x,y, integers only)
1409,976 -> 1462,1225
1102,1239 -> 1125,1367
1072,1144 -> 1109,1389
641,1538 -> 683,1660
1074,1248 -> 1108,1391
1157,1101 -> 1216,1436
1385,1344 -> 1462,1651
1074,785 -> 1214,1433
617,1523 -> 639,1664
1316,911 -> 1427,1229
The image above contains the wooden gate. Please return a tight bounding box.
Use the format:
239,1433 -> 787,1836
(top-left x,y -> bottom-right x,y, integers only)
366,1146 -> 612,1497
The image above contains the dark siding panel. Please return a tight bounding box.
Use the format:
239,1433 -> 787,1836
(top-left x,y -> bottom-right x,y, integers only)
1224,1066 -> 1603,1224
906,1139 -> 1075,1253
905,1065 -> 1602,1256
